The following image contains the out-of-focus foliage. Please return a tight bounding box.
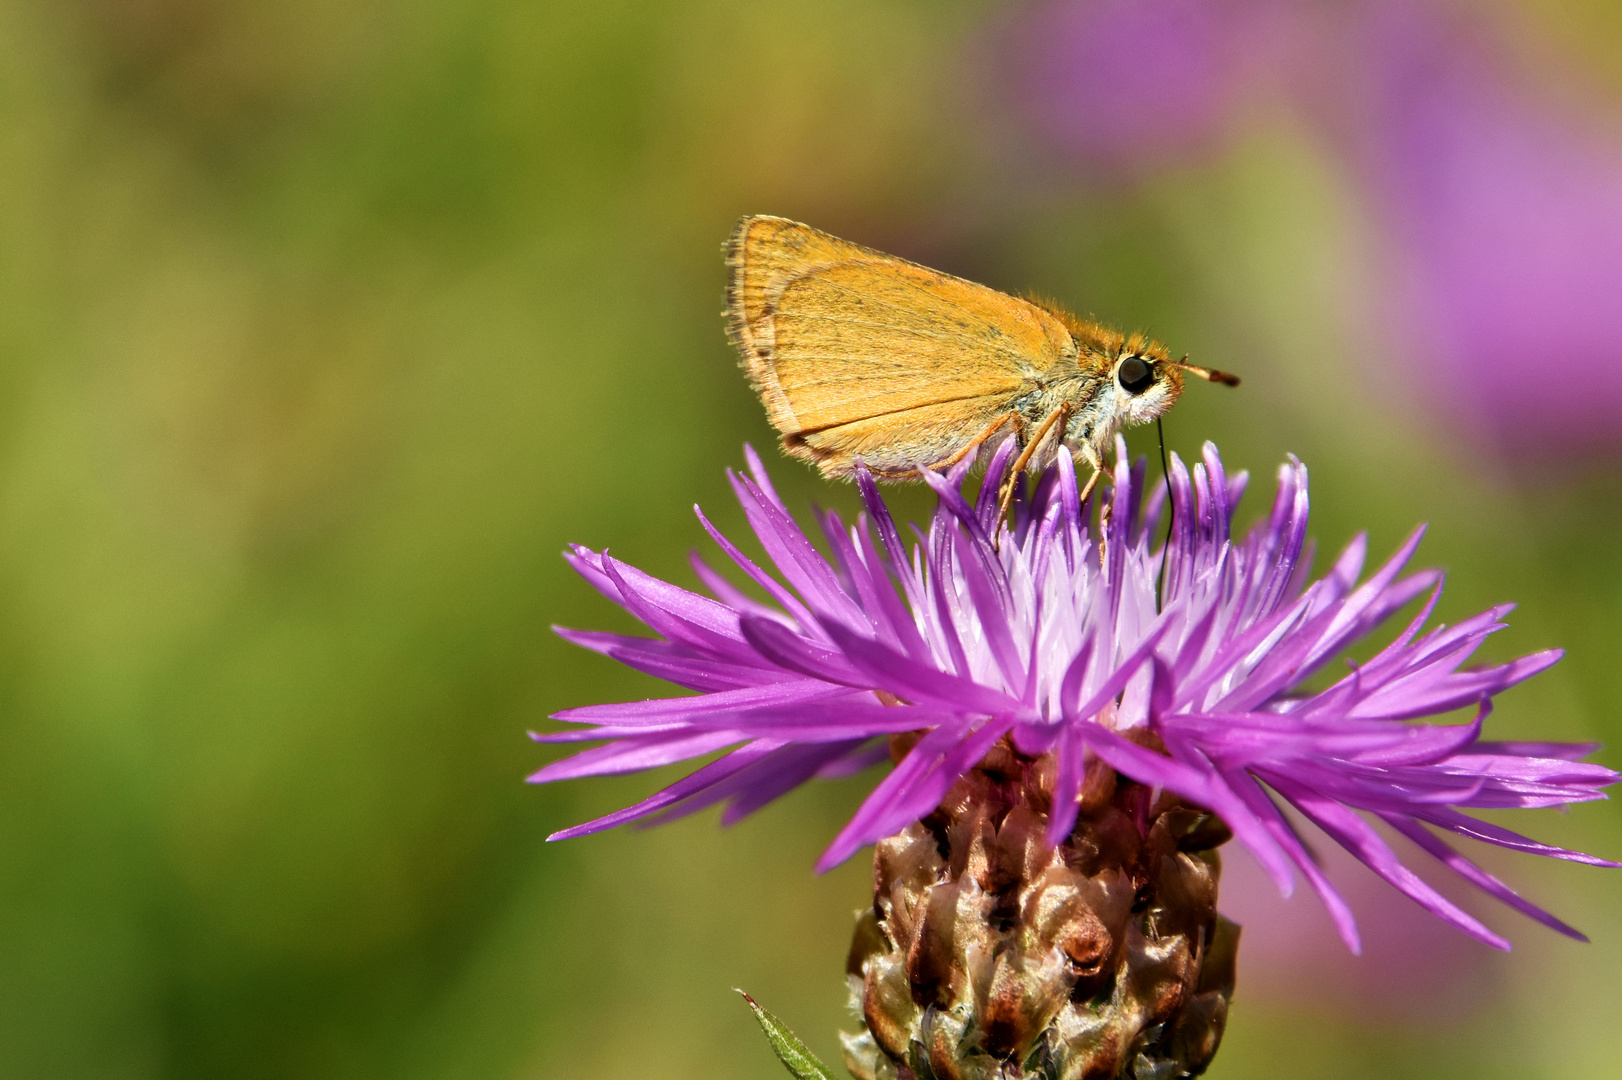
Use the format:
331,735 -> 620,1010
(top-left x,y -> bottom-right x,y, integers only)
0,1 -> 1614,1078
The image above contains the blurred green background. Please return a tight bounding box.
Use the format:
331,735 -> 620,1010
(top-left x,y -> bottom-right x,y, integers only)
0,1 -> 1618,1077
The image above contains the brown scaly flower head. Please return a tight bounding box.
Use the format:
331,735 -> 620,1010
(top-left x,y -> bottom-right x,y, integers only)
844,729 -> 1237,1080
536,439 -> 1619,1079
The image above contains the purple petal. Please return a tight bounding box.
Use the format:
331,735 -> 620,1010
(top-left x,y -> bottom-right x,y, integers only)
1224,768 -> 1362,952
1380,813 -> 1587,941
543,738 -> 782,839
819,618 -> 1024,717
1271,778 -> 1510,950
739,614 -> 872,688
528,729 -> 747,784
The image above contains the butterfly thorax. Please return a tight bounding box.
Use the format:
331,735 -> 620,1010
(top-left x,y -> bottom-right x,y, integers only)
1016,313 -> 1185,472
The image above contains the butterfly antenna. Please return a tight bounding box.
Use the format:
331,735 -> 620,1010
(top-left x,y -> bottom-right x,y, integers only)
1156,417 -> 1172,611
1170,354 -> 1241,387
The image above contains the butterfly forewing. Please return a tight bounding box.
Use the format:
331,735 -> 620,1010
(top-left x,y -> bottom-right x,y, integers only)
727,216 -> 1075,476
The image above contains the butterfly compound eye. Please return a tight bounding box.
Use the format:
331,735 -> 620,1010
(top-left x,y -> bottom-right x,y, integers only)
1117,356 -> 1155,395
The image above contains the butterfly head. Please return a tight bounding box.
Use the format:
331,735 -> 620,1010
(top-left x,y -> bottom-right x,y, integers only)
1107,342 -> 1184,430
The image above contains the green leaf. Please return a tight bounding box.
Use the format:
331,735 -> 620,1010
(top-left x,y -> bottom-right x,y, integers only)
736,990 -> 837,1080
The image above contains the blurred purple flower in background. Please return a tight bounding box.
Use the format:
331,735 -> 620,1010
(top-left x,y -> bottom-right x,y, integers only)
536,442 -> 1618,950
1008,0 -> 1303,172
1000,0 -> 1622,463
1358,3 -> 1622,460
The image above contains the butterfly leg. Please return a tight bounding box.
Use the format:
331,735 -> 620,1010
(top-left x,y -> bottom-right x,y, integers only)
996,403 -> 1071,522
1074,442 -> 1110,508
1076,465 -> 1103,508
1075,446 -> 1117,565
929,412 -> 1019,471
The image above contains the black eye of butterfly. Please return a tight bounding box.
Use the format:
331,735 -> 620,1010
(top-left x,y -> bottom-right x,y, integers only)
1117,356 -> 1155,395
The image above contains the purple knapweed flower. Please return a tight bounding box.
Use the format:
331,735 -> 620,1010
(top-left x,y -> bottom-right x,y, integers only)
535,440 -> 1618,952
